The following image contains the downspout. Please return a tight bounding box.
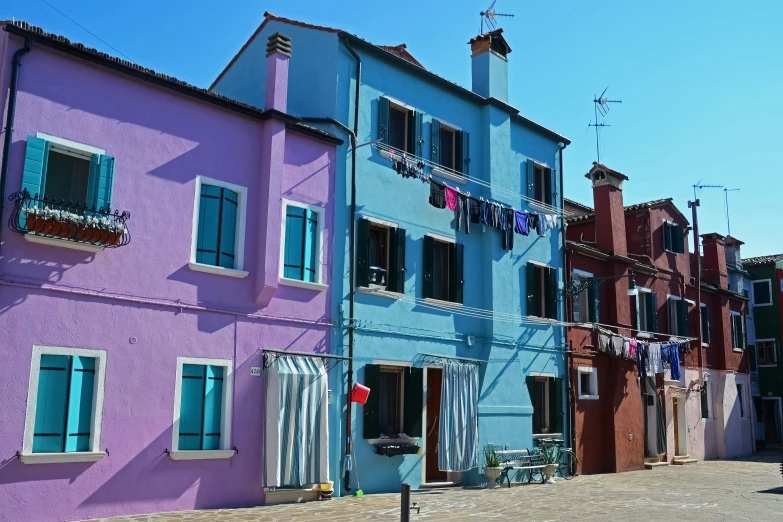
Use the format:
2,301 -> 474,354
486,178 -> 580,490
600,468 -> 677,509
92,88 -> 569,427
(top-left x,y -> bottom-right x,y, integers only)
0,38 -> 32,256
558,142 -> 576,451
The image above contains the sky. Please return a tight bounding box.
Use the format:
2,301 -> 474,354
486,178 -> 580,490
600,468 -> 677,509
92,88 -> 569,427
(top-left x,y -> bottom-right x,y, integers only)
2,0 -> 782,258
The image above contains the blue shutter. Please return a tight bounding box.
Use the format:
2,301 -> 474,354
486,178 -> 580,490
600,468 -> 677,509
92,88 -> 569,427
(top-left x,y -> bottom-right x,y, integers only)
94,155 -> 115,211
196,184 -> 222,266
303,209 -> 318,283
219,188 -> 238,269
179,364 -> 205,450
284,205 -> 305,280
33,355 -> 70,453
21,136 -> 49,199
431,119 -> 441,164
378,97 -> 390,144
462,131 -> 470,175
64,356 -> 96,452
202,365 -> 224,451
526,160 -> 536,198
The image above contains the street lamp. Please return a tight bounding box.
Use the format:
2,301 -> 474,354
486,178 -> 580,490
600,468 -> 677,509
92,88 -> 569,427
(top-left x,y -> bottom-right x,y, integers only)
627,272 -> 638,297
563,271 -> 640,298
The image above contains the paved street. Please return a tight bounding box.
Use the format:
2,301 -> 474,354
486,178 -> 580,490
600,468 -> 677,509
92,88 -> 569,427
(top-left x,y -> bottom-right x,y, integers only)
89,450 -> 783,522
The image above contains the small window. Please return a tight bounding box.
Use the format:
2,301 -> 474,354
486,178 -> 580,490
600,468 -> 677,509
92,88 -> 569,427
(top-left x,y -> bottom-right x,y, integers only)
737,384 -> 745,418
667,297 -> 689,336
356,218 -> 406,293
378,368 -> 403,436
527,376 -> 563,435
378,98 -> 420,155
700,303 -> 711,345
731,312 -> 745,350
758,340 -> 777,366
577,367 -> 598,400
752,280 -> 773,306
636,290 -> 657,333
572,272 -> 598,324
192,177 -> 247,273
527,263 -> 558,319
431,120 -> 469,175
423,235 -> 464,304
526,160 -> 553,205
281,202 -> 323,285
663,221 -> 685,254
363,365 -> 423,439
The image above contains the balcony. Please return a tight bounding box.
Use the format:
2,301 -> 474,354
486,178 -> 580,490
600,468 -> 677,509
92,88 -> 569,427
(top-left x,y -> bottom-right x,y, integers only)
8,190 -> 131,250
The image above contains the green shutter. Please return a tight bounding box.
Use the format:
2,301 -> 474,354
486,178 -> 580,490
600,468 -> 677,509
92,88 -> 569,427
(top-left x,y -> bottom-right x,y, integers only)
378,97 -> 390,145
454,243 -> 464,304
700,387 -> 709,418
526,263 -> 539,317
284,205 -> 305,280
21,136 -> 49,199
196,184 -> 222,266
545,267 -> 558,320
431,119 -> 440,165
663,223 -> 672,252
454,130 -> 462,174
407,110 -> 419,154
33,355 -> 70,453
526,160 -> 536,198
740,315 -> 746,349
526,376 -> 540,433
202,365 -> 224,451
572,280 -> 581,322
550,378 -> 563,433
462,131 -> 470,175
415,112 -> 423,157
303,209 -> 318,282
448,243 -> 457,303
388,227 -> 406,294
93,155 -> 115,211
86,154 -> 99,208
219,188 -> 239,269
363,364 -> 381,439
356,218 -> 370,288
676,225 -> 685,254
422,235 -> 434,299
387,227 -> 399,292
648,292 -> 658,333
64,356 -> 95,452
588,280 -> 599,323
402,367 -> 423,437
179,364 -> 206,450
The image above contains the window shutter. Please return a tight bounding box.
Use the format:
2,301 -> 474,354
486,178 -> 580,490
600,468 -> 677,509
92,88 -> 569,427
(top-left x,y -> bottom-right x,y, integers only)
33,354 -> 70,453
387,227 -> 399,292
415,112 -> 423,157
196,184 -> 222,266
454,130 -> 463,174
431,119 -> 440,165
527,376 -> 540,433
21,136 -> 50,199
454,243 -> 464,304
356,218 -> 370,288
702,306 -> 711,345
378,97 -> 390,145
394,227 -> 406,293
545,267 -> 558,320
422,235 -> 434,299
402,367 -> 423,437
179,364 -> 206,450
668,298 -> 676,335
407,110 -> 420,155
526,263 -> 538,317
363,364 -> 381,439
550,378 -> 563,433
676,225 -> 685,253
219,188 -> 239,269
677,300 -> 688,337
202,365 -> 224,451
588,280 -> 599,323
572,283 -> 581,322
649,292 -> 658,332
526,160 -> 536,198
462,131 -> 470,175
663,223 -> 672,252
544,167 -> 553,206
92,155 -> 115,210
303,209 -> 318,282
740,315 -> 746,349
64,356 -> 95,452
284,205 -> 305,280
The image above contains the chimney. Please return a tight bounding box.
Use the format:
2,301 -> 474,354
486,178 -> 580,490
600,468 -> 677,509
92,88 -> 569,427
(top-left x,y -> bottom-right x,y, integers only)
469,29 -> 511,103
701,233 -> 729,290
587,163 -> 629,257
264,33 -> 291,112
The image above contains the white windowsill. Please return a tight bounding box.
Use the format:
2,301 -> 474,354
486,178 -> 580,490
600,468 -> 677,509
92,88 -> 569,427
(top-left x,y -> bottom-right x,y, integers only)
20,451 -> 106,464
759,364 -> 778,368
169,449 -> 236,461
356,286 -> 402,298
432,166 -> 467,186
368,437 -> 419,445
24,234 -> 105,253
188,262 -> 248,279
532,433 -> 563,440
279,278 -> 328,292
579,395 -> 599,401
422,297 -> 463,308
702,343 -> 709,347
733,349 -> 744,353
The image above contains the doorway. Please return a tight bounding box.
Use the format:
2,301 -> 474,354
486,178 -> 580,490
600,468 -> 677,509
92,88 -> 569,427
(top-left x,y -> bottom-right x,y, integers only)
425,367 -> 446,482
645,388 -> 658,458
762,399 -> 781,444
672,396 -> 687,456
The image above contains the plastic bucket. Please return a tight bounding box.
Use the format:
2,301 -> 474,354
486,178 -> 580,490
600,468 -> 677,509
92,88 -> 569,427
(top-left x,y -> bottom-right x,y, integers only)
351,382 -> 371,405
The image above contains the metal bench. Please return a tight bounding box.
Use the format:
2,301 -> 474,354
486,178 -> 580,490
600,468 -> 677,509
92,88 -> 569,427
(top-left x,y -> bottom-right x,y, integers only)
494,449 -> 546,487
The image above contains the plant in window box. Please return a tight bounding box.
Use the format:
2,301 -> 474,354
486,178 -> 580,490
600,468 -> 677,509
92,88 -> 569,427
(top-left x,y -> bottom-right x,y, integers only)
483,448 -> 502,488
77,215 -> 101,243
39,207 -> 58,235
23,205 -> 43,233
106,221 -> 125,246
539,445 -> 559,484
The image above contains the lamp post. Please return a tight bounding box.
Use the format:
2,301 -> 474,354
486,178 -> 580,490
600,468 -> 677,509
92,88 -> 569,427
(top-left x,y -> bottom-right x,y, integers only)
563,271 -> 639,298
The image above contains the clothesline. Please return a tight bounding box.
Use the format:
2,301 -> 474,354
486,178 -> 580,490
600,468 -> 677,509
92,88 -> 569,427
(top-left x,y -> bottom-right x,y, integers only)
592,323 -> 697,343
593,328 -> 690,381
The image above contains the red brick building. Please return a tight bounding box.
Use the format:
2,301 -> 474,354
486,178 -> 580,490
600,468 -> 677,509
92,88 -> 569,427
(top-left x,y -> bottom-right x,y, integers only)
565,163 -> 753,475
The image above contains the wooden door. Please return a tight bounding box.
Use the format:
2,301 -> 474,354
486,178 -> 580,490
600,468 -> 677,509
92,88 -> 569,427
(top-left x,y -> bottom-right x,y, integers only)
673,398 -> 680,456
426,368 -> 446,481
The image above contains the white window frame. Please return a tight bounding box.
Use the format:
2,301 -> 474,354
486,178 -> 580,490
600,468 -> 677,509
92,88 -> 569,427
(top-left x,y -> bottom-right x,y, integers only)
636,287 -> 653,338
577,366 -> 599,400
21,345 -> 108,464
757,338 -> 778,367
171,357 -> 235,460
730,310 -> 743,351
572,269 -> 593,324
36,131 -> 105,159
189,175 -> 249,279
752,279 -> 773,307
278,198 -> 328,292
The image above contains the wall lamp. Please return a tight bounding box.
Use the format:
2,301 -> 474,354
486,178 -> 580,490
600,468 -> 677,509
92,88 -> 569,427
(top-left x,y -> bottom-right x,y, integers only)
564,271 -> 639,298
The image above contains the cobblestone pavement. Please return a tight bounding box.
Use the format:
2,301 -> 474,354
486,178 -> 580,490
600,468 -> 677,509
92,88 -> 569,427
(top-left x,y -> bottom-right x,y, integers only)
89,450 -> 783,522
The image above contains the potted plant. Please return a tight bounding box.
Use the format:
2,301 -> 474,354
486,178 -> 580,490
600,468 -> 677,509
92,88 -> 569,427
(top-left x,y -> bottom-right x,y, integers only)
78,216 -> 100,242
106,221 -> 125,245
483,448 -> 502,489
24,206 -> 42,232
539,445 -> 559,484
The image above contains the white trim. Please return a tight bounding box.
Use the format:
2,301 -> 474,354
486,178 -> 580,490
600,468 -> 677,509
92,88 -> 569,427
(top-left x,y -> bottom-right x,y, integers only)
432,117 -> 462,132
432,166 -> 468,186
36,132 -> 105,157
368,437 -> 419,445
188,261 -> 248,279
426,232 -> 456,244
190,175 -> 248,271
757,338 -> 777,366
24,234 -> 105,252
577,366 -> 599,400
684,299 -> 695,305
752,279 -> 773,307
572,269 -> 594,279
528,371 -> 556,378
171,357 -> 234,454
22,345 -> 107,457
383,95 -> 415,112
527,260 -> 550,268
637,287 -> 652,293
373,359 -> 413,367
360,215 -> 399,229
169,450 -> 236,460
20,451 -> 106,464
667,294 -> 682,301
279,198 -> 327,286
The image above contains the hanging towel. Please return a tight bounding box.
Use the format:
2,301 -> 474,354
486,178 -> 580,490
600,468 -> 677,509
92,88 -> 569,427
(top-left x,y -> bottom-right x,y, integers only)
429,180 -> 446,209
438,362 -> 480,472
445,186 -> 459,211
515,210 -> 529,235
648,343 -> 664,374
611,335 -> 624,358
545,214 -> 558,231
622,338 -> 631,359
598,332 -> 612,354
527,212 -> 539,233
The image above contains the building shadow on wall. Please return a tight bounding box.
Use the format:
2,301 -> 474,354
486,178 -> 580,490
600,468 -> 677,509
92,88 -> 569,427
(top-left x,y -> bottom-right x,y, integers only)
0,454 -> 93,485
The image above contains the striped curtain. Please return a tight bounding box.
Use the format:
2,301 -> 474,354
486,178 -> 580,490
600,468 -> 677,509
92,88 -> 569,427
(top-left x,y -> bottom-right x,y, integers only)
264,356 -> 329,487
438,362 -> 479,472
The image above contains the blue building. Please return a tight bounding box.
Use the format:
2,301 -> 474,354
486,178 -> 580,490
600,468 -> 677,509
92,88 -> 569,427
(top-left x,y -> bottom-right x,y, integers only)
212,12 -> 571,496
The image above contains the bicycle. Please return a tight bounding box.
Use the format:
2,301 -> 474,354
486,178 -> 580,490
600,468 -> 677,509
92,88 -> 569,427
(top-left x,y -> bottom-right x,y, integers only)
534,437 -> 578,480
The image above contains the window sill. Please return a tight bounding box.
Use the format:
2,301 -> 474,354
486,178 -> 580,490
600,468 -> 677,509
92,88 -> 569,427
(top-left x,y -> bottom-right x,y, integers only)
733,348 -> 744,353
188,262 -> 248,279
532,433 -> 563,440
432,166 -> 467,186
578,395 -> 599,401
279,277 -> 328,292
367,437 -> 419,445
759,364 -> 778,368
24,233 -> 105,253
423,297 -> 463,308
20,451 -> 106,464
356,286 -> 402,298
702,343 -> 709,347
637,332 -> 653,339
169,449 -> 236,461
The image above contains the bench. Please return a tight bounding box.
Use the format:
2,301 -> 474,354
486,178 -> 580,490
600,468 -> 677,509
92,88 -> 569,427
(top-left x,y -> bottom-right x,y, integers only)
494,449 -> 546,487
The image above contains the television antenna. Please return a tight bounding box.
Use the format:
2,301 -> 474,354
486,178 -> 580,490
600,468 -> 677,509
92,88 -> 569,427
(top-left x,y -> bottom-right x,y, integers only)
588,86 -> 622,163
724,188 -> 740,236
479,1 -> 515,34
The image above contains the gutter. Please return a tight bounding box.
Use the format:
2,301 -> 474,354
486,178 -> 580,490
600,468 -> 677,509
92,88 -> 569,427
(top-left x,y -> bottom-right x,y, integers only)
559,143 -> 577,453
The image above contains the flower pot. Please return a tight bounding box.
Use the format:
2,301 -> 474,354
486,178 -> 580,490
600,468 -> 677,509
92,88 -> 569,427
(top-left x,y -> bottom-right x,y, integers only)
25,213 -> 39,232
484,466 -> 502,488
543,464 -> 558,484
106,230 -> 122,245
54,219 -> 72,238
41,218 -> 54,235
96,228 -> 111,245
78,225 -> 98,242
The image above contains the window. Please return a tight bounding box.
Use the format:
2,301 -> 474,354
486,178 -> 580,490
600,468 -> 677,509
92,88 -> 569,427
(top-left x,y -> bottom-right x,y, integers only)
577,367 -> 598,400
172,357 -> 234,457
356,218 -> 406,293
572,271 -> 598,324
758,340 -> 777,366
22,346 -> 106,463
731,312 -> 745,350
667,296 -> 689,337
363,365 -> 423,439
752,280 -> 773,306
527,376 -> 563,435
423,235 -> 464,304
22,134 -> 114,209
526,160 -> 553,205
280,201 -> 325,289
737,384 -> 745,417
431,120 -> 469,175
378,97 -> 421,155
701,380 -> 711,419
662,221 -> 685,254
636,289 -> 657,334
527,263 -> 558,319
700,303 -> 711,345
190,176 -> 248,277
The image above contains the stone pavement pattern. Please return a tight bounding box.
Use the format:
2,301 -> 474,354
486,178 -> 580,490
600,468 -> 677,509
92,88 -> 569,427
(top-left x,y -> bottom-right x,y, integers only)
88,451 -> 783,522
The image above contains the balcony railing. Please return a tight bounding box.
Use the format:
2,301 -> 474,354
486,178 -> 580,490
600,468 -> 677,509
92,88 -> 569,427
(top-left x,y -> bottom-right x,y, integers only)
8,190 -> 131,248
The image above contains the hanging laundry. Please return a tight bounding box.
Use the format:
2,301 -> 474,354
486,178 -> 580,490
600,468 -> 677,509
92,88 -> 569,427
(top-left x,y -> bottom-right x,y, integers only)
598,332 -> 612,354
491,203 -> 501,228
445,186 -> 459,211
622,338 -> 631,359
636,342 -> 648,379
456,194 -> 470,234
611,335 -> 624,358
468,196 -> 481,224
545,214 -> 558,232
648,343 -> 664,374
536,212 -> 547,236
429,180 -> 446,209
528,213 -> 539,234
480,199 -> 490,226
501,207 -> 515,251
514,210 -> 529,236
629,338 -> 638,358
666,343 -> 682,380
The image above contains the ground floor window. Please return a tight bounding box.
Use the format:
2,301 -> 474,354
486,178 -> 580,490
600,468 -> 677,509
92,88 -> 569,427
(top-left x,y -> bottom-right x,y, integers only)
527,376 -> 563,435
363,364 -> 423,439
577,367 -> 598,400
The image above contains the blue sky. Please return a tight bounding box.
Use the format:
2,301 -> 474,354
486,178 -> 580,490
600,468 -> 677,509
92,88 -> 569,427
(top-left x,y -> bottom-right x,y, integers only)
3,0 -> 782,258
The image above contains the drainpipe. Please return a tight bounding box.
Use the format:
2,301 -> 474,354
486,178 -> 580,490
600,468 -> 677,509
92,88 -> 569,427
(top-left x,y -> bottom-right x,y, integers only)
0,38 -> 32,256
558,142 -> 576,451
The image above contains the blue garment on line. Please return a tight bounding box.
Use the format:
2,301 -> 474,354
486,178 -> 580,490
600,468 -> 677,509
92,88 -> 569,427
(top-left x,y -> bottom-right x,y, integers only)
515,210 -> 529,235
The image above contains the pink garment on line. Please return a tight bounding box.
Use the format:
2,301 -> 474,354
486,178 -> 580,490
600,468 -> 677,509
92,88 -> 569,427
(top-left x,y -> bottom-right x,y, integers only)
445,186 -> 458,211
629,339 -> 638,357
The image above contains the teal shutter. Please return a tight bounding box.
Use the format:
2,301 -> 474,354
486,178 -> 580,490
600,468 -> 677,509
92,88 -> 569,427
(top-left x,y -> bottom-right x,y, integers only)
526,377 -> 539,433
663,223 -> 672,251
550,378 -> 563,433
21,136 -> 49,199
284,205 -> 305,280
588,280 -> 599,323
526,160 -> 536,198
64,356 -> 95,452
387,227 -> 406,293
461,131 -> 470,175
378,98 -> 390,144
179,364 -> 206,450
545,267 -> 558,320
415,112 -> 423,156
402,367 -> 423,437
526,263 -> 539,317
93,155 -> 115,211
196,184 -> 222,266
356,218 -> 370,288
33,355 -> 70,453
422,235 -> 434,299
454,130 -> 462,173
303,209 -> 318,283
543,167 -> 553,206
677,299 -> 688,337
202,365 -> 224,450
363,364 -> 381,439
431,119 -> 440,165
407,110 -> 419,154
218,188 -> 238,269
649,292 -> 658,333
454,243 -> 464,304
448,242 -> 457,303
86,154 -> 99,208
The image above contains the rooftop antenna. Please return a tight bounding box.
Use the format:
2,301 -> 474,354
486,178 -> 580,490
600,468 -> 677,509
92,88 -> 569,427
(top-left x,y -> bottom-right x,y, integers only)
724,188 -> 740,236
480,1 -> 515,34
588,86 -> 622,163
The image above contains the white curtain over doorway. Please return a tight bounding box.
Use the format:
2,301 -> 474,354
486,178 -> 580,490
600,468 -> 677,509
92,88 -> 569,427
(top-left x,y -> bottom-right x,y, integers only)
438,362 -> 479,472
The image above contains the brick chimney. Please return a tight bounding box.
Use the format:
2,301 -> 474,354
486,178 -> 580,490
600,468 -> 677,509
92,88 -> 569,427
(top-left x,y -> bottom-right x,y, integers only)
701,233 -> 729,290
469,29 -> 511,103
586,163 -> 628,257
264,32 -> 291,112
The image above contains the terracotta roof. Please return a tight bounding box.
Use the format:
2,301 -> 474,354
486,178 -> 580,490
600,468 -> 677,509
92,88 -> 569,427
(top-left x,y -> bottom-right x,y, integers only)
377,44 -> 424,68
564,198 -> 593,214
566,198 -> 675,224
743,254 -> 783,266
